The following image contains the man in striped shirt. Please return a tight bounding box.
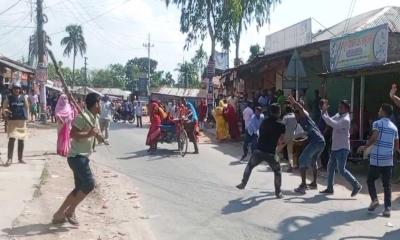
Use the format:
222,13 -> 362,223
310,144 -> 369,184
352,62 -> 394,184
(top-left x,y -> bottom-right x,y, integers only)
359,103 -> 399,218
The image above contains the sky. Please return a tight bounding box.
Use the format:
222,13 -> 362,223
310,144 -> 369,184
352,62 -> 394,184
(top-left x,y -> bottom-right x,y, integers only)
0,0 -> 399,79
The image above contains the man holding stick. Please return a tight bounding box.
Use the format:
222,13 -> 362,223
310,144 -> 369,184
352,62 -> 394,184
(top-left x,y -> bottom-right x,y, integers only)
52,93 -> 102,225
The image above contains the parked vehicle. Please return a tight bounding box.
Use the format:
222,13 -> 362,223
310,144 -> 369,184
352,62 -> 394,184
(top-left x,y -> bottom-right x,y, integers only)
113,110 -> 135,124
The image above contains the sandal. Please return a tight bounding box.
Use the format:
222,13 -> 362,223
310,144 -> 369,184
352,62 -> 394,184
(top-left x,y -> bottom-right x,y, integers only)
18,159 -> 26,164
65,213 -> 79,226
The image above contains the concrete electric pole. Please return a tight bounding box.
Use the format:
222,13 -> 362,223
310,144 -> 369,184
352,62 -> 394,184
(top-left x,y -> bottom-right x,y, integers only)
84,57 -> 88,94
36,0 -> 47,123
143,33 -> 154,96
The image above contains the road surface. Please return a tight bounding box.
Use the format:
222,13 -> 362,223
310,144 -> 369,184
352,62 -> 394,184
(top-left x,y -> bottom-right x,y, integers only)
93,123 -> 400,240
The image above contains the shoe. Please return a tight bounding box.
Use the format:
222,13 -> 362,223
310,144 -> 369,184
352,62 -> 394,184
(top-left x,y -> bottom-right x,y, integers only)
18,159 -> 26,164
368,199 -> 379,212
276,192 -> 284,199
236,183 -> 246,190
383,208 -> 391,218
4,159 -> 12,167
307,182 -> 318,190
320,188 -> 334,195
240,155 -> 247,162
351,185 -> 362,197
294,184 -> 307,194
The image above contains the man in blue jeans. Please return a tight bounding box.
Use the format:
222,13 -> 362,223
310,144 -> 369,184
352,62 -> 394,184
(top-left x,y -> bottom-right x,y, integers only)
288,96 -> 325,194
320,100 -> 362,197
241,107 -> 264,162
359,103 -> 399,217
52,93 -> 102,225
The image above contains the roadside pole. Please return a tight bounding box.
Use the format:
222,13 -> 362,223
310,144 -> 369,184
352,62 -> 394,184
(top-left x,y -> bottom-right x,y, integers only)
36,0 -> 47,123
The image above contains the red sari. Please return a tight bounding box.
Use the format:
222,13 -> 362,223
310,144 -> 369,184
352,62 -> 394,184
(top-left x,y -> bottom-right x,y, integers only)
224,103 -> 241,141
146,101 -> 162,146
198,100 -> 208,122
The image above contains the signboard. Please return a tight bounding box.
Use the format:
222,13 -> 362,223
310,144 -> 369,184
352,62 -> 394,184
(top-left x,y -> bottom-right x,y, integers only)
330,24 -> 389,72
215,51 -> 229,70
35,65 -> 48,83
138,77 -> 149,96
265,18 -> 312,55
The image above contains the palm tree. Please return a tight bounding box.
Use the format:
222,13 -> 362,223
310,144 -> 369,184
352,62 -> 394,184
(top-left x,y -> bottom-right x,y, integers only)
28,30 -> 52,66
60,25 -> 87,83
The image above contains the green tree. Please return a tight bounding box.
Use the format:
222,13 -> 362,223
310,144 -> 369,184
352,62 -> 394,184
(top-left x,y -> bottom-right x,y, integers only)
165,0 -> 228,58
162,72 -> 175,87
176,62 -> 200,88
60,25 -> 87,84
223,0 -> 280,66
125,57 -> 157,79
248,44 -> 263,63
91,65 -> 126,89
191,45 -> 208,75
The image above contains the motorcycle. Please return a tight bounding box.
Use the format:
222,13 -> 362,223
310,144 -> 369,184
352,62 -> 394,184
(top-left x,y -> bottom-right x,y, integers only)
113,110 -> 135,124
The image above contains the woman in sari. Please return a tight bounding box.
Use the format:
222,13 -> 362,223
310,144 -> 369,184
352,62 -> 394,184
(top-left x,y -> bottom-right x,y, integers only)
212,100 -> 229,142
224,103 -> 241,141
146,99 -> 166,153
55,94 -> 76,157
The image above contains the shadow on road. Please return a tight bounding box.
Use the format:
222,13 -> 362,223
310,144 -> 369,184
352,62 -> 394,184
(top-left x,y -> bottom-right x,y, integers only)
277,208 -> 376,240
2,223 -> 76,237
222,191 -> 296,215
284,194 -> 357,204
118,149 -> 182,161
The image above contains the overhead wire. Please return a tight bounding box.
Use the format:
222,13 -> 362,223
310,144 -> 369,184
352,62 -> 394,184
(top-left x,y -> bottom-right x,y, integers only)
0,0 -> 24,16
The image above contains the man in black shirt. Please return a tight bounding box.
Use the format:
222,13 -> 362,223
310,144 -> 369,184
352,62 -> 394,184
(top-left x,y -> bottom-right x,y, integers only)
236,104 -> 285,198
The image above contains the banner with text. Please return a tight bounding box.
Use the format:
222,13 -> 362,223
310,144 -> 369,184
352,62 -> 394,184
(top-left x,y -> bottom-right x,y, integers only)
330,24 -> 389,72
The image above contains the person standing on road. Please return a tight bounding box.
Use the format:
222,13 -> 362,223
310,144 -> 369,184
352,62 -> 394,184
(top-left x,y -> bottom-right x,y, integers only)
320,100 -> 362,197
146,99 -> 165,153
55,94 -> 76,157
213,100 -> 229,142
288,96 -> 325,194
29,90 -> 39,122
2,83 -> 29,167
198,98 -> 208,131
52,93 -> 102,225
99,95 -> 113,142
358,103 -> 398,218
224,103 -> 241,141
135,101 -> 143,128
240,106 -> 260,162
236,104 -> 285,199
282,105 -> 297,172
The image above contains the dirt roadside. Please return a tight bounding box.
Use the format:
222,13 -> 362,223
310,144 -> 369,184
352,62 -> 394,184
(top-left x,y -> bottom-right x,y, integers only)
1,125 -> 156,240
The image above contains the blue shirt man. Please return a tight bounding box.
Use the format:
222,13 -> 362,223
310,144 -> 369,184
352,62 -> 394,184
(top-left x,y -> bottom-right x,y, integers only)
241,107 -> 264,161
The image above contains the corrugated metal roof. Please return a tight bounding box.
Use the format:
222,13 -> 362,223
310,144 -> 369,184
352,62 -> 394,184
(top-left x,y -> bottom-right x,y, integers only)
0,57 -> 34,73
152,87 -> 207,98
94,88 -> 131,97
313,6 -> 400,42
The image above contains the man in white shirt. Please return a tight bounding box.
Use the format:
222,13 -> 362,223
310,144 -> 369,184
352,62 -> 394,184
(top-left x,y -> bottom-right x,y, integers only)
241,106 -> 263,162
135,101 -> 143,128
99,95 -> 113,142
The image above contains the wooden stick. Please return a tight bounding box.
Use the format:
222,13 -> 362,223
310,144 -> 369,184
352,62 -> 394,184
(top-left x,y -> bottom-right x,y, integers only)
48,50 -> 105,143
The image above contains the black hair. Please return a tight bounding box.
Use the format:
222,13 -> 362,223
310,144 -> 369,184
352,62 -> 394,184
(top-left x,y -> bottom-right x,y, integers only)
86,93 -> 100,110
381,103 -> 393,117
269,103 -> 281,117
340,100 -> 350,111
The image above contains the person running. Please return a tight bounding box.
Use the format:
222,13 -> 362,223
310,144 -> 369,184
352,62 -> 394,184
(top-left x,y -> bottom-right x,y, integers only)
52,93 -> 102,225
240,106 -> 263,162
320,100 -> 362,197
240,103 -> 255,161
182,98 -> 200,154
358,103 -> 398,218
282,105 -> 297,172
135,101 -> 143,128
288,96 -> 325,194
236,104 -> 285,199
2,83 -> 30,166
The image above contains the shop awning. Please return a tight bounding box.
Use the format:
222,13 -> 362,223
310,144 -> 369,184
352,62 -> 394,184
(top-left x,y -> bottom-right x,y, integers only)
0,57 -> 34,73
45,84 -> 63,92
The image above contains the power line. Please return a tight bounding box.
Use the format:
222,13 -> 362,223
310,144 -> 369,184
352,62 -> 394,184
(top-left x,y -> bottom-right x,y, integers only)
0,0 -> 24,16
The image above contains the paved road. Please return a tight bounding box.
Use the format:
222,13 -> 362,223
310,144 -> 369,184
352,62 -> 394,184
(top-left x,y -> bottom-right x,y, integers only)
94,123 -> 400,240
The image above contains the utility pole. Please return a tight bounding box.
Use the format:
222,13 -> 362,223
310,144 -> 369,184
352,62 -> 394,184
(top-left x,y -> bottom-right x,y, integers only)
143,33 -> 154,96
37,0 -> 47,123
84,57 -> 88,94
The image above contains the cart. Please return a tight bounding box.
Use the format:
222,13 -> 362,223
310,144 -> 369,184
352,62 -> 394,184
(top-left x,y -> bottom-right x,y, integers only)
159,118 -> 189,157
